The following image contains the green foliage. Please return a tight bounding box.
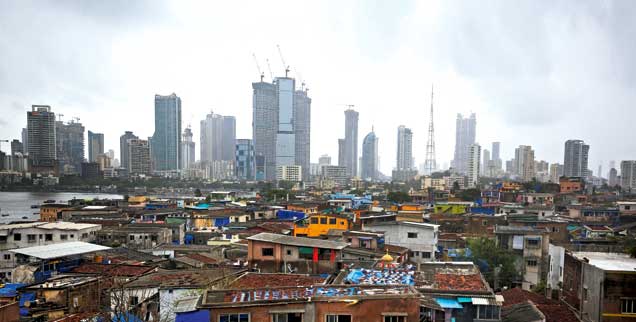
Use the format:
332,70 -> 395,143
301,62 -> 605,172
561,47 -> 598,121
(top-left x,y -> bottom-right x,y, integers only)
277,180 -> 295,190
467,237 -> 518,289
532,280 -> 547,294
349,189 -> 365,196
457,188 -> 481,201
194,188 -> 202,197
387,191 -> 411,204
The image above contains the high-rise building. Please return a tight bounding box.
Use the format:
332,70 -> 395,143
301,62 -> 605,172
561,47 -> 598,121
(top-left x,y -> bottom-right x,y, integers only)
277,165 -> 302,182
235,139 -> 254,180
535,160 -> 550,182
514,145 -> 535,182
87,131 -> 104,162
343,109 -> 359,178
180,127 -> 195,170
491,142 -> 500,163
151,93 -> 182,171
549,163 -> 564,183
563,139 -> 589,178
21,128 -> 28,153
482,149 -> 490,176
467,143 -> 481,188
200,112 -> 236,165
10,139 -> 23,156
621,161 -> 636,190
609,167 -> 618,187
128,139 -> 151,175
337,139 -> 345,167
452,113 -> 476,174
27,105 -> 56,171
361,129 -> 378,181
55,119 -> 85,174
396,125 -> 413,171
119,131 -> 138,171
252,76 -> 310,181
318,155 -> 331,166
294,88 -> 311,181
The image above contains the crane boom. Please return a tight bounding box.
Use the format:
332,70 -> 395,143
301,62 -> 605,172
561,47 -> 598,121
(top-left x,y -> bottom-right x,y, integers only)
266,59 -> 274,80
277,44 -> 290,77
252,53 -> 264,82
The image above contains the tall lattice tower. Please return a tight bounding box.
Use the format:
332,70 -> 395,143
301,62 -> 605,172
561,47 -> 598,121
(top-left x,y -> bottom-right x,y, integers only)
424,85 -> 437,175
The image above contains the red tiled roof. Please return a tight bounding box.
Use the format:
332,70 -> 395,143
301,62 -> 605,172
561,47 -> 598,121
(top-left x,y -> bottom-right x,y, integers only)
433,273 -> 487,291
230,273 -> 325,289
184,253 -> 218,265
500,288 -> 579,322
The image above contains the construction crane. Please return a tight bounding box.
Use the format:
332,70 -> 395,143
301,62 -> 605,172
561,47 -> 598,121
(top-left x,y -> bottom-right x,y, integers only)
265,59 -> 274,80
72,117 -> 80,123
277,44 -> 290,77
252,53 -> 265,82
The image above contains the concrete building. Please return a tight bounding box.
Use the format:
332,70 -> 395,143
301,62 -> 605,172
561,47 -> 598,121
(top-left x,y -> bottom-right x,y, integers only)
180,127 -> 195,170
621,161 -> 636,190
252,80 -> 277,181
452,113 -> 476,174
343,109 -> 359,178
364,221 -> 439,263
491,141 -> 501,169
151,93 -> 182,171
119,131 -> 138,171
27,105 -> 56,172
396,125 -> 413,171
21,127 -> 28,153
361,129 -> 378,181
276,165 -> 302,182
495,225 -> 550,290
294,88 -> 311,181
275,77 -> 296,172
87,130 -> 104,162
482,148 -> 490,176
337,138 -> 345,167
609,167 -> 618,187
321,165 -> 349,187
235,139 -> 254,180
318,154 -> 331,166
55,119 -> 85,174
10,139 -> 23,156
549,163 -> 564,183
515,145 -> 535,182
467,143 -> 481,188
128,139 -> 151,175
564,139 -> 589,178
535,160 -> 550,182
80,162 -> 100,179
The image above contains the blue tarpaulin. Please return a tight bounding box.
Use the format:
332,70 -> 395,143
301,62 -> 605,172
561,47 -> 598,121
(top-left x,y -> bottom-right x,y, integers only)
113,313 -> 143,322
176,310 -> 210,322
457,297 -> 472,303
435,298 -> 463,309
0,283 -> 24,297
276,210 -> 306,220
214,217 -> 230,227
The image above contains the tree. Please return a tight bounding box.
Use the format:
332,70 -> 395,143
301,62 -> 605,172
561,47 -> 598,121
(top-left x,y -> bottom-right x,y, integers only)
467,237 -> 518,289
457,188 -> 481,202
194,188 -> 202,197
387,191 -> 411,204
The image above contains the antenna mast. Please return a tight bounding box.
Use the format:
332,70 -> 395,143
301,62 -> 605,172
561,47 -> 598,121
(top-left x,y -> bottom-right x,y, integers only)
424,84 -> 437,176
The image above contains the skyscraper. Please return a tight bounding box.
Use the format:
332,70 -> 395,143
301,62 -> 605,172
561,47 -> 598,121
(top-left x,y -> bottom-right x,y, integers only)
343,109 -> 359,177
514,145 -> 535,182
252,75 -> 311,181
119,131 -> 138,171
27,105 -> 56,171
319,155 -> 331,166
338,139 -> 345,167
491,142 -> 502,171
21,128 -> 28,153
621,161 -> 636,190
236,139 -> 254,180
55,119 -> 85,173
128,139 -> 151,175
467,143 -> 481,188
294,88 -> 311,181
361,129 -> 378,181
10,139 -> 23,155
452,113 -> 476,174
396,125 -> 413,171
482,149 -> 490,176
609,167 -> 618,187
151,93 -> 182,171
180,127 -> 195,170
549,163 -> 564,183
87,131 -> 104,162
200,112 -> 236,164
563,139 -> 589,178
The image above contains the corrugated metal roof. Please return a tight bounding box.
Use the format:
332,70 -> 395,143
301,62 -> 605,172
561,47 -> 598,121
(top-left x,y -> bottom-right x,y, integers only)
247,232 -> 348,250
472,297 -> 490,305
38,222 -> 100,230
173,296 -> 200,313
9,241 -> 110,259
435,298 -> 463,309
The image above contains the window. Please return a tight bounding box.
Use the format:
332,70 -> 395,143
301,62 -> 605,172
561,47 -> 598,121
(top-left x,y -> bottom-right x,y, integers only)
151,235 -> 157,242
527,259 -> 538,267
3,254 -> 10,260
39,234 -> 43,239
583,287 -> 588,301
129,296 -> 139,306
310,217 -> 319,224
320,217 -> 327,225
0,236 -> 6,244
421,252 -> 431,259
262,248 -> 274,256
552,227 -> 559,233
219,313 -> 249,322
13,234 -> 21,241
70,234 -> 74,238
383,316 -> 406,322
272,313 -> 303,322
286,249 -> 292,255
407,232 -> 418,238
526,238 -> 540,248
81,233 -> 88,239
60,234 -> 68,240
329,218 -> 337,225
326,315 -> 351,322
27,234 -> 36,243
483,220 -> 488,226
621,298 -> 636,314
129,235 -> 135,241
45,234 -> 53,241
474,305 -> 500,320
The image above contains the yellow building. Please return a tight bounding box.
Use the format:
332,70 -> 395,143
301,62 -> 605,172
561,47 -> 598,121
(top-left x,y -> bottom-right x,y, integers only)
293,214 -> 350,237
433,203 -> 469,215
287,203 -> 319,215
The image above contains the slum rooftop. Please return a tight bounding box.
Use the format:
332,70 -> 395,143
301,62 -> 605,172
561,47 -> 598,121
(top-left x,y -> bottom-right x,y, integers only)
22,275 -> 97,290
572,252 -> 636,271
494,225 -> 547,234
229,273 -> 327,289
124,268 -> 245,289
10,241 -> 110,259
247,232 -> 349,250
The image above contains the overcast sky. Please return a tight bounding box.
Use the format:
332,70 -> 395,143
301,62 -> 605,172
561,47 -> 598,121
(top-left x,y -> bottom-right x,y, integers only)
1,1 -> 635,176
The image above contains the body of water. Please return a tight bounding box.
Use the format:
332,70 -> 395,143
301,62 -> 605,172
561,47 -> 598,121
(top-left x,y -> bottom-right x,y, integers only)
0,192 -> 123,223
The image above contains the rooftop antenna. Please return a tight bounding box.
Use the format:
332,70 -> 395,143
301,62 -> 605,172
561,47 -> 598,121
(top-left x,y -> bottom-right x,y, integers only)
265,59 -> 274,81
58,114 -> 64,122
252,53 -> 264,82
277,44 -> 290,77
424,84 -> 437,176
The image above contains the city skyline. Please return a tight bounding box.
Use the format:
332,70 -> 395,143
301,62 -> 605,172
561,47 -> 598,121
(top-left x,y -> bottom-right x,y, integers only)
2,1 -> 636,174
